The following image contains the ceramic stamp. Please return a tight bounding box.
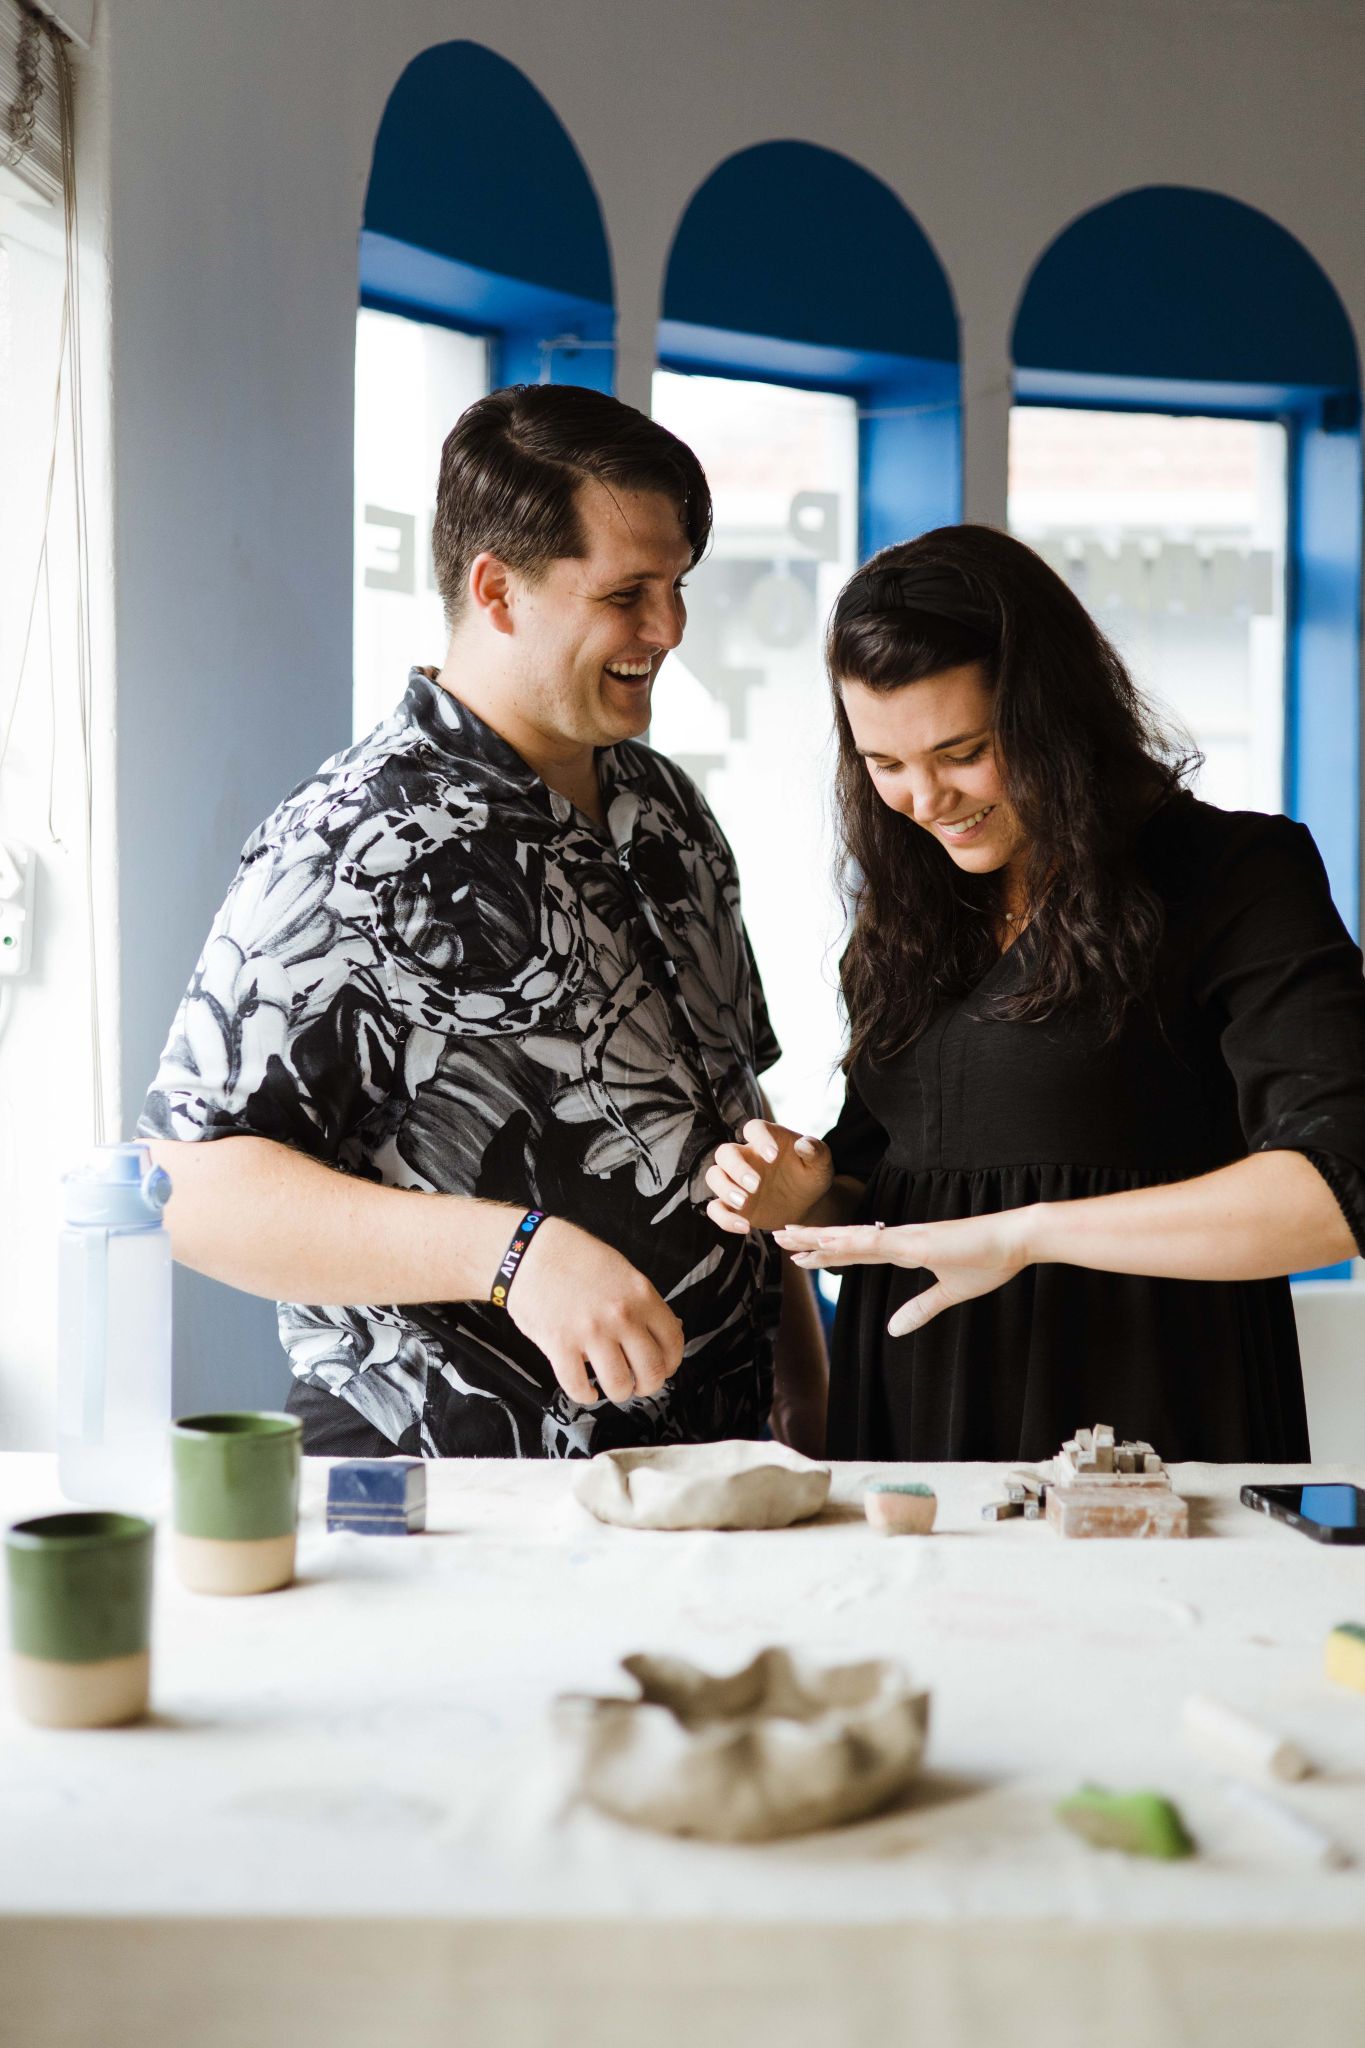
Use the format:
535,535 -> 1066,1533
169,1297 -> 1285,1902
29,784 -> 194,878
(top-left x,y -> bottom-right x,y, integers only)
1056,1785 -> 1194,1859
327,1459 -> 426,1534
1325,1623 -> 1365,1693
863,1481 -> 936,1534
1182,1692 -> 1311,1782
981,1499 -> 1024,1521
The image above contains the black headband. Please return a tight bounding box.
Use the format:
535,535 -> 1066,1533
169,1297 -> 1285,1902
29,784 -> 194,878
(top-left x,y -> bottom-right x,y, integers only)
833,567 -> 996,641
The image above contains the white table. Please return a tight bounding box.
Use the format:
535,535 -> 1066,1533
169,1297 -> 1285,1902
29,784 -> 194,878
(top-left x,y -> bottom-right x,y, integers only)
3,1454 -> 1365,2048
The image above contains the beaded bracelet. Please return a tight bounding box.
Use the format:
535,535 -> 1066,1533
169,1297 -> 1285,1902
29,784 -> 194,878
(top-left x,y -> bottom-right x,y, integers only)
490,1209 -> 546,1310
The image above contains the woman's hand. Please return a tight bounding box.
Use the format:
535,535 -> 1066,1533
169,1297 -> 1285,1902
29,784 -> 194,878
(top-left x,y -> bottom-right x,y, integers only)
704,1120 -> 834,1235
774,1209 -> 1034,1334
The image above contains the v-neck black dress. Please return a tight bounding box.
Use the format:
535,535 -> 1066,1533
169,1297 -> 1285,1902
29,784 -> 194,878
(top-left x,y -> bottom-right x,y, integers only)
823,795 -> 1365,1463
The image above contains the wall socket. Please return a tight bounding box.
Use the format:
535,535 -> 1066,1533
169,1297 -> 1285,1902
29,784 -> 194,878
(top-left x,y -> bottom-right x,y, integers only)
0,842 -> 35,977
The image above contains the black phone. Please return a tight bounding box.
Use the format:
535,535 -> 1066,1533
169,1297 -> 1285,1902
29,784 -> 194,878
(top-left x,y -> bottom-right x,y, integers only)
1240,1482 -> 1365,1544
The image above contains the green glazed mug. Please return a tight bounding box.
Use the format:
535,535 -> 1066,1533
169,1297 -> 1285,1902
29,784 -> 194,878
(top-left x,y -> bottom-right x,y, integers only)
171,1411 -> 302,1595
6,1511 -> 155,1727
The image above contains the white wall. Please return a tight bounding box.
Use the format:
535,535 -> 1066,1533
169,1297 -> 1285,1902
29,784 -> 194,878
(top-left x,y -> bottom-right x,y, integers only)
6,0 -> 1365,1444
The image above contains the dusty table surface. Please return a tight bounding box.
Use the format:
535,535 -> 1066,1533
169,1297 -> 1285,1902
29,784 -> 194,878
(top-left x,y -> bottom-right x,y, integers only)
3,1452 -> 1365,2047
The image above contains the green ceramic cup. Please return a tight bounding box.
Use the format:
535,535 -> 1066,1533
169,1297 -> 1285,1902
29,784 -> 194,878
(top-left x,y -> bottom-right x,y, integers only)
6,1511 -> 155,1727
170,1411 -> 302,1595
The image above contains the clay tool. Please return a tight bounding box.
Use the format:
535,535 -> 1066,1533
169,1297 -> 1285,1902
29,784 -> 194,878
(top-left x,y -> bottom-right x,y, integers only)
1055,1784 -> 1194,1859
1222,1781 -> 1353,1869
981,1499 -> 1024,1521
1182,1692 -> 1312,1782
1325,1623 -> 1365,1692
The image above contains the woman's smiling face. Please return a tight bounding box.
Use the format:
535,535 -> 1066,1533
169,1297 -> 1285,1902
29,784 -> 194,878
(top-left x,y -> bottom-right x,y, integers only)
839,661 -> 1029,882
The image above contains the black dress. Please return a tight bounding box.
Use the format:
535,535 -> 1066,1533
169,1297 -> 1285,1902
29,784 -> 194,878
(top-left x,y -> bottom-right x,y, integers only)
824,795 -> 1365,1463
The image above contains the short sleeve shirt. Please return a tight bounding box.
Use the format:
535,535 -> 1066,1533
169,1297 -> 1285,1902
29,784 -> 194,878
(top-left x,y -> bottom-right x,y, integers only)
139,670 -> 782,1457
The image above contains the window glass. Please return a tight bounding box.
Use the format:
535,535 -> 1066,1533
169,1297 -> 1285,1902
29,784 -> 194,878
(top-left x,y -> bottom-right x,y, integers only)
650,370 -> 858,1131
353,307 -> 489,737
1008,408 -> 1287,813
0,199 -> 72,823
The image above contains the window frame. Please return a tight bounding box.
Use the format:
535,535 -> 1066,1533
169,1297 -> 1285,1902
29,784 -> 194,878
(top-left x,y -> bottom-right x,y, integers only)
655,318 -> 962,560
1014,368 -> 1362,1282
359,227 -> 615,393
1013,370 -> 1361,936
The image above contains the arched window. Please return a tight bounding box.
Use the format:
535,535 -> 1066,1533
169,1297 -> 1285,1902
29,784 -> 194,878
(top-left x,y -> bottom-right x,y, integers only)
1010,186 -> 1361,930
651,141 -> 960,1130
1011,187 -> 1361,1280
354,43 -> 615,732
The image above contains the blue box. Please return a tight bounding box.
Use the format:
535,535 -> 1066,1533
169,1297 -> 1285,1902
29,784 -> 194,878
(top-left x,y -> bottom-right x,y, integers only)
326,1459 -> 426,1534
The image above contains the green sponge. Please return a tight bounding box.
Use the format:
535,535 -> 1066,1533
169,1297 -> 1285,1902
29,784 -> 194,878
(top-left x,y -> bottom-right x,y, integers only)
1056,1784 -> 1195,1859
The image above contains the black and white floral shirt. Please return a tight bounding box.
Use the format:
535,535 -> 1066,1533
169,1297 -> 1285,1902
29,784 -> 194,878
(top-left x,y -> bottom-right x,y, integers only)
140,670 -> 781,1457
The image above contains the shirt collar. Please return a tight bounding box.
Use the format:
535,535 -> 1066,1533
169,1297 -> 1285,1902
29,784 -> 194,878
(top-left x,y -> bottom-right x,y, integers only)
401,666 -> 652,850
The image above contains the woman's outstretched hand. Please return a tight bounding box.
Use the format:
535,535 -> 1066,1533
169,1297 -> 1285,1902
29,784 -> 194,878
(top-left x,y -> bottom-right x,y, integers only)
705,1120 -> 834,1235
773,1210 -> 1034,1334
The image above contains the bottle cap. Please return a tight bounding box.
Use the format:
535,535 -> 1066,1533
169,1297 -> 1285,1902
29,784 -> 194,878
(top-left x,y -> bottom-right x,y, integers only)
63,1143 -> 173,1231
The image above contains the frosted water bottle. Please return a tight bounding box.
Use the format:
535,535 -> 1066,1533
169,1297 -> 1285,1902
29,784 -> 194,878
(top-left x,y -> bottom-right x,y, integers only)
57,1143 -> 173,1511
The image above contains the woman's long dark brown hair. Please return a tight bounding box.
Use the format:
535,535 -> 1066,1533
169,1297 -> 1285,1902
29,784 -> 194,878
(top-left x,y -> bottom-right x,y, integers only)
829,525 -> 1195,1072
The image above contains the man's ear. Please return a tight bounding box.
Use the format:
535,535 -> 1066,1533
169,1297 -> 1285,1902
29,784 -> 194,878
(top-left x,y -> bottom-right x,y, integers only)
467,552 -> 516,635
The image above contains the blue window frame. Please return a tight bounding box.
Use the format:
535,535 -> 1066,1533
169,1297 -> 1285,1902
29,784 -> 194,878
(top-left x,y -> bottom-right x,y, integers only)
361,41 -> 615,389
656,320 -> 960,556
1014,188 -> 1363,1278
660,142 -> 963,555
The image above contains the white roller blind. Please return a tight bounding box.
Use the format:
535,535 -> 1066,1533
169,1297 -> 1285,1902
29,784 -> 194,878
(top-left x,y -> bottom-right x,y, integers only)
0,1 -> 63,207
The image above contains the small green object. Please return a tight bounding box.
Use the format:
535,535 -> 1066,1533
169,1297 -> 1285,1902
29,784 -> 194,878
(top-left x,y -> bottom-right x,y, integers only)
1055,1784 -> 1194,1860
865,1480 -> 934,1496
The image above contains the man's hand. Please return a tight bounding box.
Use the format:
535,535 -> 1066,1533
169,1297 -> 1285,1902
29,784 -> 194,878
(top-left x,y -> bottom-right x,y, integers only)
507,1217 -> 685,1406
774,1210 -> 1034,1335
705,1120 -> 834,1235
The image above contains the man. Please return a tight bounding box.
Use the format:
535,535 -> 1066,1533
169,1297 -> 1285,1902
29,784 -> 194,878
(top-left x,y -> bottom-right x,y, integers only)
140,383 -> 826,1458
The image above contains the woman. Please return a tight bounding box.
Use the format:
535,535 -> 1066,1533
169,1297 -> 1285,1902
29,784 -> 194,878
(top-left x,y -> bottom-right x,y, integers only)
706,525 -> 1365,1462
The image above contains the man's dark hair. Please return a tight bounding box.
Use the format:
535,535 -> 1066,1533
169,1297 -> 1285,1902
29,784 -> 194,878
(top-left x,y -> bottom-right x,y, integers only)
432,384 -> 712,625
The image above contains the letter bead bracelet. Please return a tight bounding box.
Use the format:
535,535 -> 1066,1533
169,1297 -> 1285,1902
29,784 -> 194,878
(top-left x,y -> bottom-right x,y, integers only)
491,1209 -> 546,1310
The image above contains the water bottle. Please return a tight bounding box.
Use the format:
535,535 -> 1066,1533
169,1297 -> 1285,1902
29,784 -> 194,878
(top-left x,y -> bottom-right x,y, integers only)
57,1142 -> 173,1511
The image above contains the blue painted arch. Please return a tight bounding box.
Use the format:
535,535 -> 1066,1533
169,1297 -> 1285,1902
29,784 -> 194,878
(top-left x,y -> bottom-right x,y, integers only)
1012,186 -> 1358,397
1011,186 -> 1361,932
1012,187 -> 1363,1282
658,141 -> 962,555
361,42 -> 615,389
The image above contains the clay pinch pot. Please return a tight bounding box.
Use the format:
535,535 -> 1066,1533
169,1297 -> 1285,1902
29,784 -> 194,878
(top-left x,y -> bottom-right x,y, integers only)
573,1440 -> 831,1531
863,1479 -> 937,1534
555,1647 -> 931,1840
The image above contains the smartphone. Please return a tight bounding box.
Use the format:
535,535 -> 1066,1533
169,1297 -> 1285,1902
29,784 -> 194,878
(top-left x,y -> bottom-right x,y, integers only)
1240,1482 -> 1365,1544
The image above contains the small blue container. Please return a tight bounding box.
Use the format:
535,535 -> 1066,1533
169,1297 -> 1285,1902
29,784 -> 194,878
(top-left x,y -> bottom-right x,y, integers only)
326,1460 -> 426,1535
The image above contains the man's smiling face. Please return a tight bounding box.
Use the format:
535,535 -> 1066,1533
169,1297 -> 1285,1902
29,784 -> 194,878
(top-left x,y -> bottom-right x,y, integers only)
506,478 -> 694,751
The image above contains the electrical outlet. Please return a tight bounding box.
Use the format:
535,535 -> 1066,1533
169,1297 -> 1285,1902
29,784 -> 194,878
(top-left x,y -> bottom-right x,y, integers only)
0,842 -> 34,978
